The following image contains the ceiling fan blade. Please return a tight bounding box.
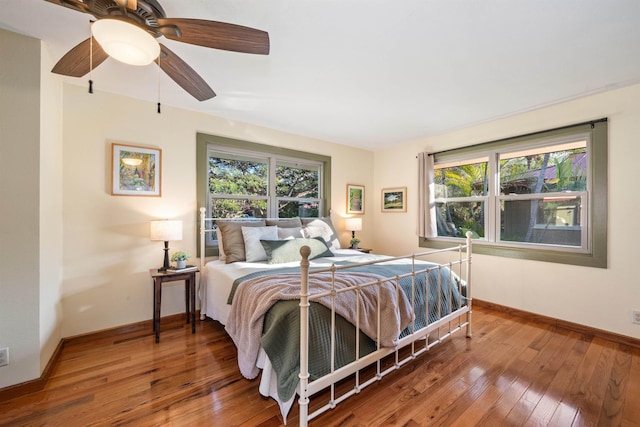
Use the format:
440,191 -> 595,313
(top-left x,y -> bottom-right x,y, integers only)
44,0 -> 92,14
51,38 -> 109,77
156,18 -> 269,55
156,44 -> 215,101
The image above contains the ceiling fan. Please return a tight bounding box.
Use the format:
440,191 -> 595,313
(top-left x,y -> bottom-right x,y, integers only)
46,0 -> 270,101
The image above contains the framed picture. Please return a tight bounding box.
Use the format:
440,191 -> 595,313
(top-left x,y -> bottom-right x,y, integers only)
346,184 -> 365,214
112,143 -> 161,196
382,187 -> 407,212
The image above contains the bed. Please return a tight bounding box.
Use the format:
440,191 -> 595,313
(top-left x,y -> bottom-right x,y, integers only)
198,208 -> 472,426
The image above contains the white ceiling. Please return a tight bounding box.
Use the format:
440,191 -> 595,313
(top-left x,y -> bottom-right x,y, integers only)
2,0 -> 640,150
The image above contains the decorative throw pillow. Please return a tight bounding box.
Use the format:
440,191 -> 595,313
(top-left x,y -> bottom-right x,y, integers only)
216,220 -> 266,263
277,226 -> 305,240
302,217 -> 342,250
260,237 -> 334,264
242,226 -> 278,262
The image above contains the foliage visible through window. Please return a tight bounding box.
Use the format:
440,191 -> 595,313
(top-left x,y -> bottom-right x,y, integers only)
208,150 -> 322,219
434,140 -> 589,251
499,142 -> 586,246
435,158 -> 488,238
422,120 -> 606,267
276,161 -> 320,218
209,154 -> 268,217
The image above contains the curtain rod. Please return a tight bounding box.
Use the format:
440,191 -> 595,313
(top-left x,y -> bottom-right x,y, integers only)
425,117 -> 607,157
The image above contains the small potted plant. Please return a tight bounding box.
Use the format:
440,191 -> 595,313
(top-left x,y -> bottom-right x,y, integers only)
171,250 -> 191,269
350,238 -> 360,249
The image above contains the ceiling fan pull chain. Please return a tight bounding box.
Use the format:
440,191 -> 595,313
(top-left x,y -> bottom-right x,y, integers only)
157,52 -> 161,114
88,21 -> 94,94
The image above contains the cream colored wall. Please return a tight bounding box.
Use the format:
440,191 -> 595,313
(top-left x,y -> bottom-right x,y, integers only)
60,84 -> 374,337
373,83 -> 640,339
39,39 -> 64,371
0,29 -> 42,388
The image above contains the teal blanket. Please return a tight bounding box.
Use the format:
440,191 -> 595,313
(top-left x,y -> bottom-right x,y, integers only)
230,261 -> 467,402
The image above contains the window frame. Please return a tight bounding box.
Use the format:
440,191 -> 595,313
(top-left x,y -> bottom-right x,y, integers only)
420,119 -> 607,268
196,132 -> 332,257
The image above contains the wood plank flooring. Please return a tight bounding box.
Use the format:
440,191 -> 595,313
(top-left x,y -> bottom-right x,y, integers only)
1,306 -> 639,426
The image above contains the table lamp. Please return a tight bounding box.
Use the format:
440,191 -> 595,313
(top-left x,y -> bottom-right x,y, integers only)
345,217 -> 362,248
150,219 -> 183,271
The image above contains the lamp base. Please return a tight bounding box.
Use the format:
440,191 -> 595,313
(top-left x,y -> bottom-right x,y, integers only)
159,241 -> 170,271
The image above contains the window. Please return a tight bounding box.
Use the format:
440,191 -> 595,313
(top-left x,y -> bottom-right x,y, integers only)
434,157 -> 489,239
197,133 -> 331,255
207,150 -> 323,218
420,120 -> 607,268
275,160 -> 322,218
498,141 -> 587,248
208,151 -> 269,217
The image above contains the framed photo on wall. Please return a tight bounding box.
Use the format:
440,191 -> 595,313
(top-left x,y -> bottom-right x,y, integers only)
381,187 -> 407,212
112,143 -> 161,196
346,184 -> 365,214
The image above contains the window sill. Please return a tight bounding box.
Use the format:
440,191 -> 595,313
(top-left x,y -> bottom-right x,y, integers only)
419,237 -> 606,268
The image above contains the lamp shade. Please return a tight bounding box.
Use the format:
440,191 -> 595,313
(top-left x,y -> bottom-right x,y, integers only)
345,217 -> 362,232
150,220 -> 183,242
92,18 -> 160,66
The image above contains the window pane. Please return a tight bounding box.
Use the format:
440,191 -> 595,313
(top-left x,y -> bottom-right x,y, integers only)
434,161 -> 488,197
210,198 -> 267,218
209,155 -> 267,196
436,201 -> 485,238
278,200 -> 320,218
501,196 -> 582,246
499,142 -> 587,195
276,162 -> 319,198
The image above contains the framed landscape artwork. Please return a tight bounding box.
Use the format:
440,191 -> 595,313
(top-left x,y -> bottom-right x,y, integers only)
346,184 -> 365,214
112,143 -> 161,196
382,187 -> 407,212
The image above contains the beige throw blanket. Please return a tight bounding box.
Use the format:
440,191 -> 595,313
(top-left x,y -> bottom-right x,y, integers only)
225,271 -> 413,379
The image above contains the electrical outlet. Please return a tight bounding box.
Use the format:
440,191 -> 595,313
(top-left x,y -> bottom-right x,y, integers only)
0,348 -> 8,367
633,310 -> 640,325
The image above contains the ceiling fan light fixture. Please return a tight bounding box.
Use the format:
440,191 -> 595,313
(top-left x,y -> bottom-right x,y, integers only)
91,18 -> 160,66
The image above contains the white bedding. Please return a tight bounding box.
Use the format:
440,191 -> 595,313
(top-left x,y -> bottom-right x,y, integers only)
200,248 -> 376,325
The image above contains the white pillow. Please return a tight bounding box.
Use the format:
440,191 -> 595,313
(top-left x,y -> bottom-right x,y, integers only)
242,226 -> 278,262
303,217 -> 342,250
277,226 -> 305,240
216,228 -> 226,262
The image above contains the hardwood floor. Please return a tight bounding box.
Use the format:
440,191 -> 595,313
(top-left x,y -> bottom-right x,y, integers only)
1,306 -> 639,426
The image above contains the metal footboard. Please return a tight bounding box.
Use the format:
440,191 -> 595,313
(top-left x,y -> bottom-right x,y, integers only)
298,233 -> 473,426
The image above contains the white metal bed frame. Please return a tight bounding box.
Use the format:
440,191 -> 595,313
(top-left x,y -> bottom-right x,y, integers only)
198,208 -> 473,426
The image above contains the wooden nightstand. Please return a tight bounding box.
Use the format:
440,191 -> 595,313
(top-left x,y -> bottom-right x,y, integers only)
149,268 -> 199,343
